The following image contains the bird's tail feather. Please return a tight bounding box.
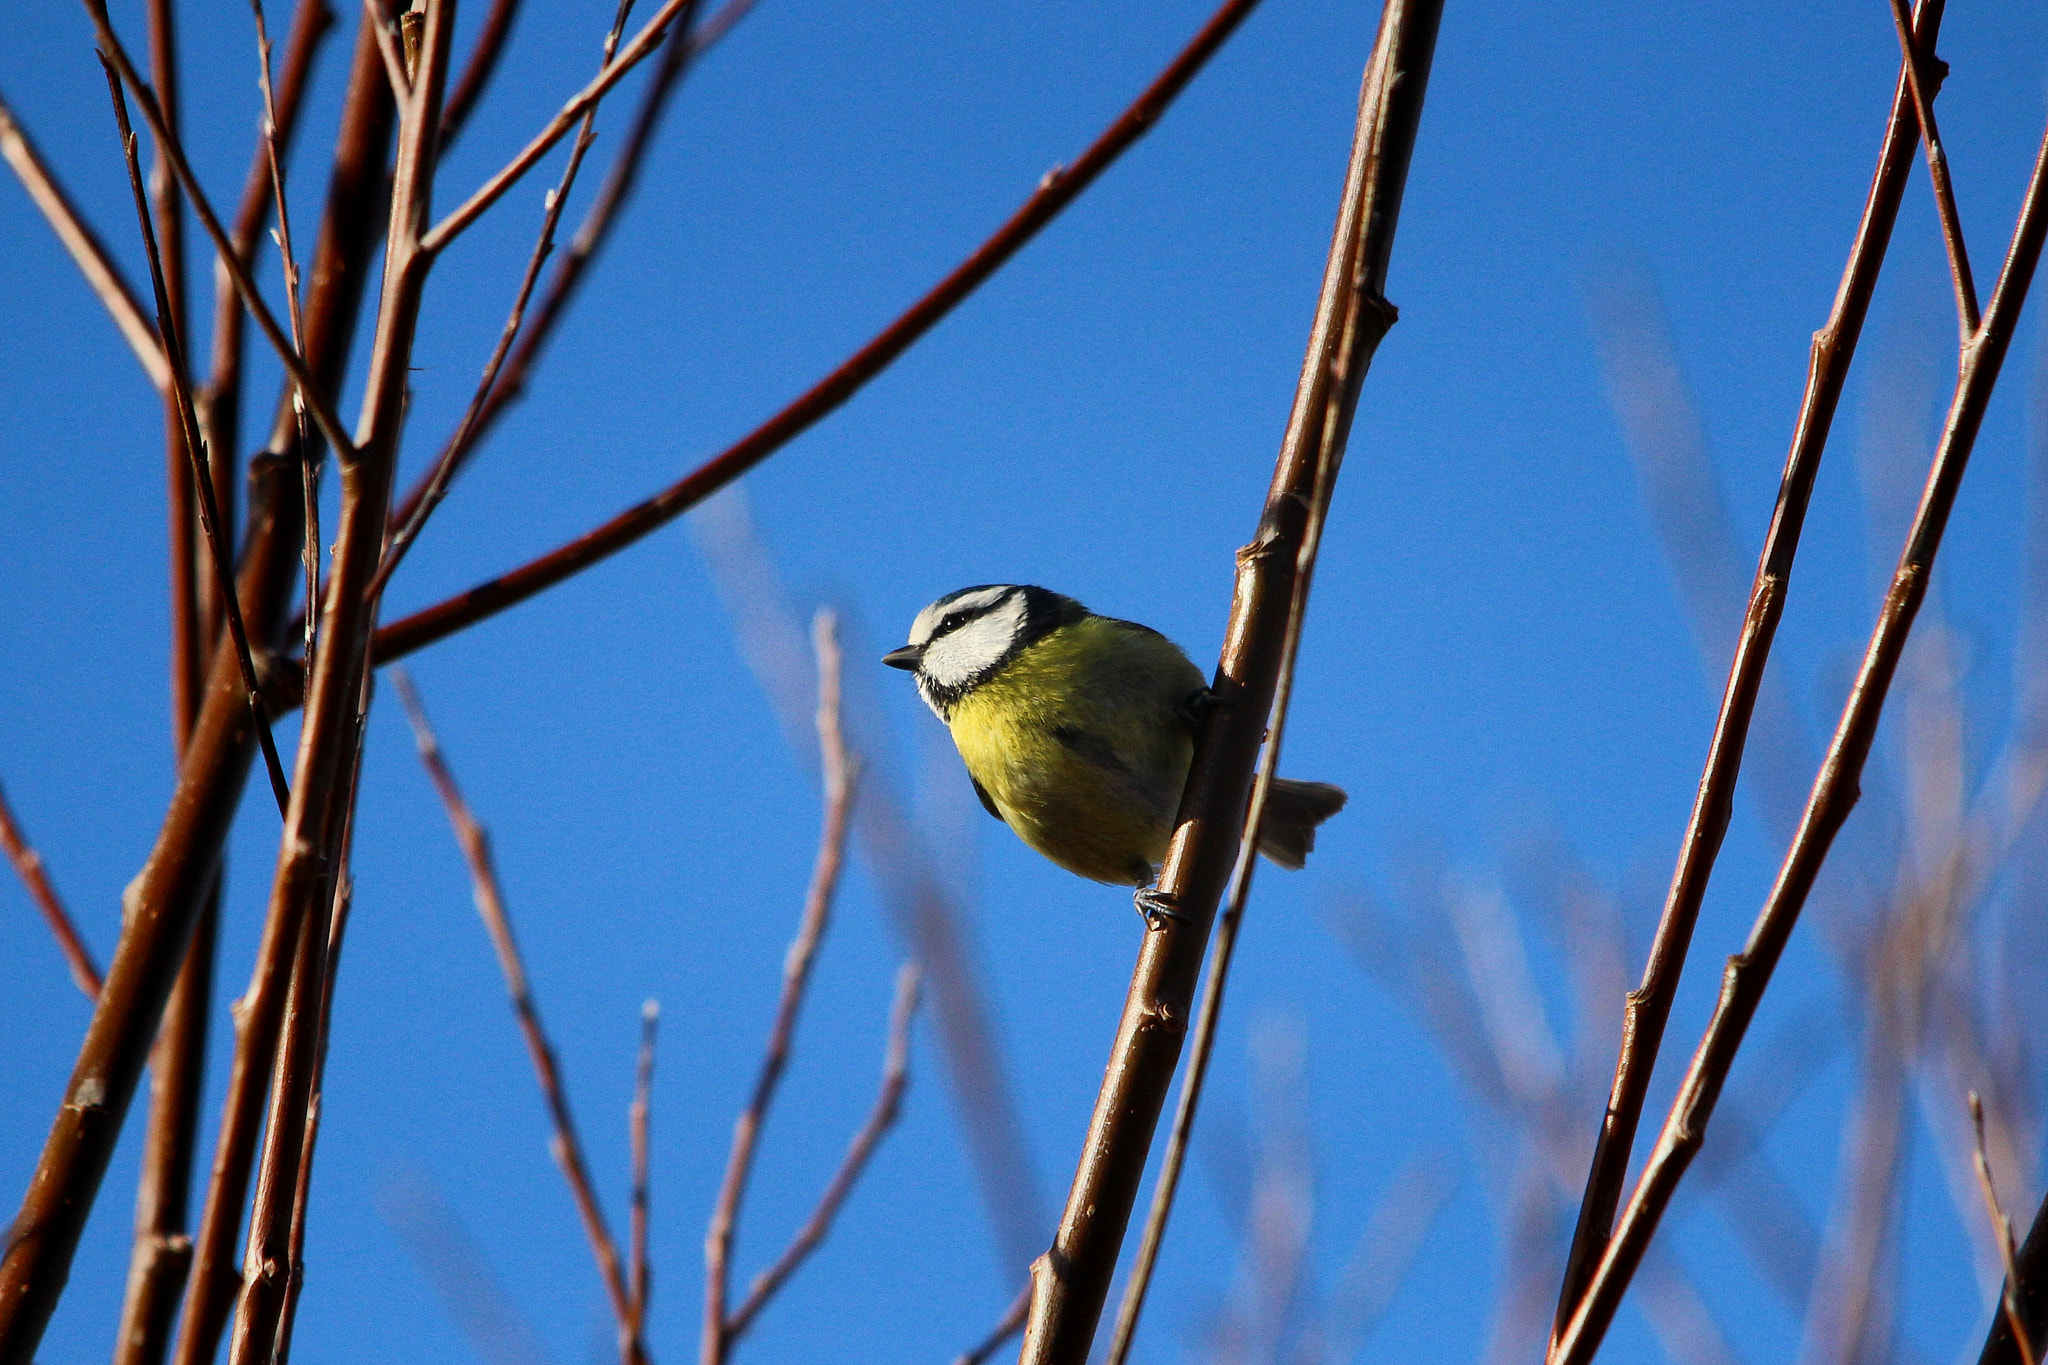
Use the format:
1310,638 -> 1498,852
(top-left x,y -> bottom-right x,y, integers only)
1252,778 -> 1348,871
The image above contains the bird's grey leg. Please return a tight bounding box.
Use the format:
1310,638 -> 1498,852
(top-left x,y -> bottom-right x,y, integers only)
1134,879 -> 1191,930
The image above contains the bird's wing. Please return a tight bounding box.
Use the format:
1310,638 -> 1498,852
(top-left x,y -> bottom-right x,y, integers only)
970,775 -> 1005,824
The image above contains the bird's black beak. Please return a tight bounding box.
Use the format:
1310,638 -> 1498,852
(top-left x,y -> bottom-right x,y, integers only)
881,644 -> 924,671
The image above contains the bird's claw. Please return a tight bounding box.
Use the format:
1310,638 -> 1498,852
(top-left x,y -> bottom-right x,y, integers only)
1134,885 -> 1191,931
1176,687 -> 1225,727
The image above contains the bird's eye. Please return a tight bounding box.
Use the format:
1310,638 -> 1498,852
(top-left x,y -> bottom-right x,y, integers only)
937,611 -> 969,636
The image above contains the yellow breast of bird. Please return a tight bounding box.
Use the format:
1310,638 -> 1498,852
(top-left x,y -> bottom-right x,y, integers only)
945,616 -> 1205,886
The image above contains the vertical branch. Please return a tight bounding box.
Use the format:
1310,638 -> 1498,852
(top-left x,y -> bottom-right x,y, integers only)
630,1001 -> 659,1343
1550,103 -> 2048,1365
1019,0 -> 1442,1358
1550,0 -> 1947,1330
703,611 -> 858,1365
0,777 -> 100,998
392,670 -> 646,1365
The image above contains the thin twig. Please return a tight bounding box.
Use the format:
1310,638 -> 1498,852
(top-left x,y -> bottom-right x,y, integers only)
1550,0 -> 1948,1331
631,1000 -> 659,1343
250,0 -> 322,678
81,0 -> 358,463
421,0 -> 700,252
362,0 -> 412,102
1885,0 -> 1978,340
1550,102 -> 2048,1365
1973,1093 -> 2039,1365
1021,0 -> 1441,1357
0,87 -> 170,390
370,0 -> 658,599
382,0 -> 734,553
953,1285 -> 1032,1365
703,610 -> 858,1365
103,58 -> 294,820
437,0 -> 519,148
392,669 -> 647,1365
723,963 -> 921,1344
368,0 -> 1269,666
0,777 -> 99,998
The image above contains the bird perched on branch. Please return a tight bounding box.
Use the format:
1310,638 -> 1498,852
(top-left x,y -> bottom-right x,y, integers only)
884,585 -> 1346,926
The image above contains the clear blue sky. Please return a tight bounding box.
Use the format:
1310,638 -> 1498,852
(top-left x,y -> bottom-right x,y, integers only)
4,1 -> 2048,1361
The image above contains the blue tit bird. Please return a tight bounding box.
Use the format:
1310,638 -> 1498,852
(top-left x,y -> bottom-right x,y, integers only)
883,584 -> 1347,924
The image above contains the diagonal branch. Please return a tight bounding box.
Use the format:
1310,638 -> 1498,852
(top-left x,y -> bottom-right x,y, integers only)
0,777 -> 100,999
81,0 -> 358,463
703,610 -> 858,1365
369,0 -> 1269,666
370,0 -> 670,599
721,963 -> 920,1346
0,88 -> 169,392
1020,1 -> 1442,1358
1550,0 -> 1948,1332
393,670 -> 648,1365
1885,0 -> 1978,340
1550,100 -> 2048,1365
630,1000 -> 658,1343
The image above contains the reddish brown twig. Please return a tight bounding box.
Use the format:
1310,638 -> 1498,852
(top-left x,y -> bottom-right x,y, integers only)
103,58 -> 293,819
1020,2 -> 1440,1358
0,778 -> 100,999
954,1285 -> 1032,1365
0,88 -> 169,390
195,0 -> 332,489
722,963 -> 920,1346
371,0 -> 668,600
1550,0 -> 1947,1332
392,669 -> 647,1365
80,0 -> 358,462
1973,1094 -> 2039,1365
1550,101 -> 2048,1365
1983,1187 -> 2048,1365
383,0 -> 745,549
369,0 -> 1268,666
1885,0 -> 1978,341
703,610 -> 858,1365
630,1000 -> 659,1343
420,0 -> 699,251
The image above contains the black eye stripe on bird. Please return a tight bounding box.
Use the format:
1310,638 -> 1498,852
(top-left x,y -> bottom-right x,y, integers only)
885,585 -> 1346,929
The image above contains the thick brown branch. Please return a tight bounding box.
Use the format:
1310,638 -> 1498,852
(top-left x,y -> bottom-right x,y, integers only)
368,0 -> 1267,665
722,963 -> 920,1345
0,778 -> 100,999
1550,101 -> 2048,1365
393,669 -> 647,1365
0,457 -> 303,1362
703,612 -> 857,1365
1020,2 -> 1441,1358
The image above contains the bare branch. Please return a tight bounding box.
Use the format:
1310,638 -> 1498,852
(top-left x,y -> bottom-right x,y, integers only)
0,87 -> 170,391
102,58 -> 293,818
703,610 -> 859,1365
369,0 -> 1270,665
631,1000 -> 658,1342
436,0 -> 519,148
1551,98 -> 2048,1365
371,0 -> 666,599
80,0 -> 359,462
723,964 -> 921,1345
0,777 -> 99,998
1022,0 -> 1441,1356
392,669 -> 646,1365
1885,0 -> 1978,339
1974,1093 -> 2039,1365
1551,0 -> 1948,1329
